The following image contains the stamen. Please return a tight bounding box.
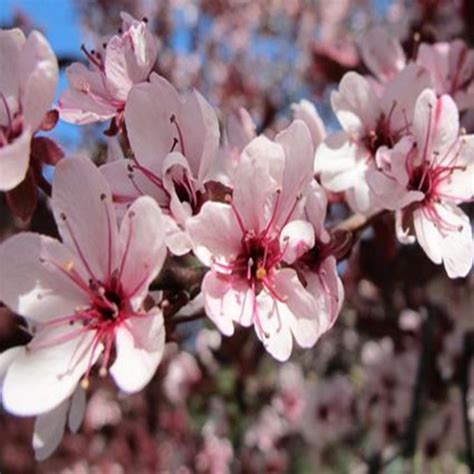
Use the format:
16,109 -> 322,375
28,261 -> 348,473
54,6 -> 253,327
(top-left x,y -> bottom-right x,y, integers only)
169,114 -> 186,156
60,212 -> 98,281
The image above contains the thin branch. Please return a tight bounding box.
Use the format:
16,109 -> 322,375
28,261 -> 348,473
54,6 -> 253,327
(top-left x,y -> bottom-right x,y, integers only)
402,307 -> 434,458
460,331 -> 474,472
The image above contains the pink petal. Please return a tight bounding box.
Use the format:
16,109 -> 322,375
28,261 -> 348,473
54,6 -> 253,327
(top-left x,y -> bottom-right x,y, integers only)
0,29 -> 24,105
315,131 -> 368,192
436,204 -> 473,278
291,99 -> 326,150
33,398 -> 69,461
187,202 -> 242,264
331,72 -> 381,137
110,308 -> 165,393
20,31 -> 58,131
118,196 -> 166,305
359,26 -> 405,82
2,331 -> 98,416
68,386 -> 86,433
52,156 -> 119,283
381,64 -> 432,133
0,232 -> 89,322
413,207 -> 443,264
0,128 -> 31,191
275,120 -> 314,228
279,220 -> 315,264
413,90 -> 459,161
234,136 -> 284,231
304,180 -> 329,244
162,214 -> 193,256
201,272 -> 254,335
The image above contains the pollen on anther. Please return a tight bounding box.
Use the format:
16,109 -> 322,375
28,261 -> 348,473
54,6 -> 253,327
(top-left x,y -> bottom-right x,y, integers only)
256,267 -> 267,280
80,378 -> 90,390
99,367 -> 108,377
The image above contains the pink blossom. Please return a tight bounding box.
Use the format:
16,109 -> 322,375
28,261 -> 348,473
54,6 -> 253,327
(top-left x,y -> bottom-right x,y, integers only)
359,26 -> 406,84
291,99 -> 326,152
0,156 -> 167,416
195,434 -> 233,474
273,363 -> 305,426
101,72 -> 220,255
0,347 -> 86,461
209,107 -> 256,186
0,28 -> 58,192
187,121 -> 330,361
315,65 -> 431,213
367,89 -> 474,278
58,13 -> 157,132
301,375 -> 354,448
163,351 -> 202,405
417,40 -> 474,111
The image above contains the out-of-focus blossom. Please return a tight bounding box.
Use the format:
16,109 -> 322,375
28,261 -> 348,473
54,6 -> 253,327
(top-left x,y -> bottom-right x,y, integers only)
359,339 -> 417,453
417,40 -> 474,111
85,388 -> 122,430
367,89 -> 474,278
359,26 -> 406,84
59,13 -> 157,133
195,433 -> 233,474
273,362 -> 305,426
0,156 -> 167,418
164,351 -> 202,405
301,374 -> 354,448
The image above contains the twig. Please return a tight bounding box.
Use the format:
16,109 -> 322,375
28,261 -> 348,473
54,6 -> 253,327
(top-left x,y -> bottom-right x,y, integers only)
402,307 -> 434,458
460,331 -> 474,472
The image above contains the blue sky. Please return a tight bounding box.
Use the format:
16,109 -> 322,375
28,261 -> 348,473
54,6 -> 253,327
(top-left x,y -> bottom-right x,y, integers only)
1,0 -> 82,150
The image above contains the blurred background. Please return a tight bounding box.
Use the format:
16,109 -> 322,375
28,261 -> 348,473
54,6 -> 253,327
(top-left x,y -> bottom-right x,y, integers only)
0,0 -> 473,472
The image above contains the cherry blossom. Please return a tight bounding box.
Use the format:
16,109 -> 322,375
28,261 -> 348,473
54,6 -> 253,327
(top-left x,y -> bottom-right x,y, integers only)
187,120 -> 334,361
101,72 -> 220,255
417,40 -> 474,111
0,156 -> 167,416
58,12 -> 157,133
0,28 -> 59,218
315,65 -> 431,214
367,89 -> 474,278
0,347 -> 86,460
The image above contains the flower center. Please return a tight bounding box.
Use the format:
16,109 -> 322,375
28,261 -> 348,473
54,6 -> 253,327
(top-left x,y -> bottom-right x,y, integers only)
0,94 -> 23,148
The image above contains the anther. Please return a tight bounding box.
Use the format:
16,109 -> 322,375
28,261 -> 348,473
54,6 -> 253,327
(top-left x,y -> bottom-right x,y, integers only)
100,193 -> 107,201
99,367 -> 108,377
60,212 -> 67,221
80,378 -> 90,390
256,267 -> 267,280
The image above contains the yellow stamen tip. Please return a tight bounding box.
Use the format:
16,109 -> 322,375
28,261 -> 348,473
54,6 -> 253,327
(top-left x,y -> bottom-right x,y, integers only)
64,260 -> 74,272
99,367 -> 108,378
80,378 -> 90,390
256,267 -> 267,280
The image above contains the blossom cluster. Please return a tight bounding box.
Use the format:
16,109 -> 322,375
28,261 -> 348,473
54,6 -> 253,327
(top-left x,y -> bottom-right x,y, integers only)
0,8 -> 473,466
